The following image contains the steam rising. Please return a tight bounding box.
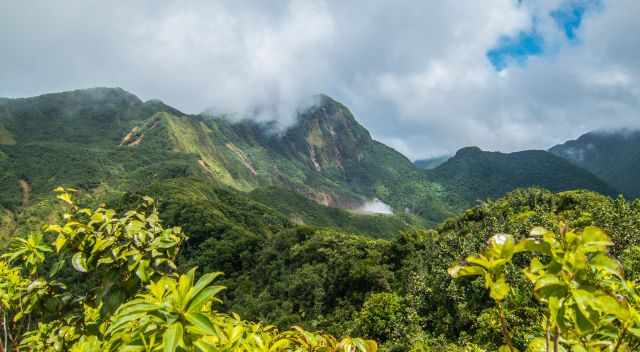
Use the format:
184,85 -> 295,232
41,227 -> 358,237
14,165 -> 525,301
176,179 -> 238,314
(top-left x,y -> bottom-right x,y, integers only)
356,198 -> 393,215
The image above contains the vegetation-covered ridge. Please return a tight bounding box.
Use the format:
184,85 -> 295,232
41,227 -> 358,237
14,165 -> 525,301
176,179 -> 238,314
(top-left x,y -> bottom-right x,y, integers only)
2,87 -> 634,231
425,146 -> 618,208
550,129 -> 640,198
0,87 -> 457,227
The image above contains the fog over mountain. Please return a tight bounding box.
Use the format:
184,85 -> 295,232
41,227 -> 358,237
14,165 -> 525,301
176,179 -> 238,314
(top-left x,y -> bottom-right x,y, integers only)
2,1 -> 640,159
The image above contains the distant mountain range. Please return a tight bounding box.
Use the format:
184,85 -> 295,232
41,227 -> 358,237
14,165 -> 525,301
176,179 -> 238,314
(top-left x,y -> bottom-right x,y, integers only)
549,129 -> 640,198
414,155 -> 451,170
0,87 -> 637,231
423,146 -> 618,205
0,88 -> 454,228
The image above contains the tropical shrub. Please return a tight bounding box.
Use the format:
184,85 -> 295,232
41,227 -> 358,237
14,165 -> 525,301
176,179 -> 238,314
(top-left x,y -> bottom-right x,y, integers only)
450,224 -> 640,351
0,188 -> 377,351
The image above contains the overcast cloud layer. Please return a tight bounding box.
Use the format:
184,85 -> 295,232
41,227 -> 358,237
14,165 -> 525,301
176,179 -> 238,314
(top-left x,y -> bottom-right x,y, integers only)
1,1 -> 639,159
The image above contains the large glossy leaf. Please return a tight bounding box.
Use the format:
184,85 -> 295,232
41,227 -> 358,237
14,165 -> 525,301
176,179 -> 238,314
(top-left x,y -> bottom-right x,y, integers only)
580,226 -> 612,252
54,234 -> 67,253
490,276 -> 510,301
593,294 -> 629,321
590,254 -> 623,279
185,312 -> 217,336
190,272 -> 223,299
72,252 -> 89,273
163,322 -> 184,352
447,264 -> 484,278
533,274 -> 567,300
187,286 -> 225,313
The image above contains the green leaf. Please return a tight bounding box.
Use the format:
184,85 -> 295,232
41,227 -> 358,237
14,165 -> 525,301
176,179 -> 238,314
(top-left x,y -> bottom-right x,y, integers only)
490,276 -> 510,301
72,252 -> 89,273
54,234 -> 67,253
190,272 -> 223,299
515,238 -> 547,254
187,286 -> 225,313
448,265 -> 484,278
135,259 -> 151,282
163,322 -> 183,352
580,226 -> 612,252
594,294 -> 629,321
57,192 -> 74,205
465,255 -> 492,270
574,305 -> 595,334
524,337 -> 547,352
590,254 -> 623,279
533,275 -> 567,300
97,256 -> 114,266
487,233 -> 516,259
628,327 -> 640,338
185,312 -> 216,335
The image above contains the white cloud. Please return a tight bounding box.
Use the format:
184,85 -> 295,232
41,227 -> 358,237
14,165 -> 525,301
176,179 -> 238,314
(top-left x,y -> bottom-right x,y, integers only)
1,1 -> 639,159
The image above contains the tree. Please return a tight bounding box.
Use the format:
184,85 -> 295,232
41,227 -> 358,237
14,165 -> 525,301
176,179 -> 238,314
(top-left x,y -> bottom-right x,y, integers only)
450,224 -> 640,351
0,188 -> 377,351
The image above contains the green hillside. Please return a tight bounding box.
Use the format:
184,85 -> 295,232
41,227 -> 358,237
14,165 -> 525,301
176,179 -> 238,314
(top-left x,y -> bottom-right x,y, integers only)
424,146 -> 618,207
550,129 -> 640,198
0,88 -> 458,227
3,87 -> 640,351
158,186 -> 640,350
249,186 -> 417,238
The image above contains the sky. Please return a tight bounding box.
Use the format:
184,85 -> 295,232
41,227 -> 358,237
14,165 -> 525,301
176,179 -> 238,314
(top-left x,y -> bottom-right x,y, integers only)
1,1 -> 639,160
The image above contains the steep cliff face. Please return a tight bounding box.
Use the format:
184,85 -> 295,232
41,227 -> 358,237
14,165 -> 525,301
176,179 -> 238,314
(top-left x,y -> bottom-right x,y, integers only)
281,95 -> 373,172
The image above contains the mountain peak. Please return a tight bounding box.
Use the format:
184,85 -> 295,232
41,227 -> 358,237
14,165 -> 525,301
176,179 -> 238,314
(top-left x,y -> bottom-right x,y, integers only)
283,96 -> 373,172
299,94 -> 358,124
20,87 -> 142,106
454,146 -> 483,157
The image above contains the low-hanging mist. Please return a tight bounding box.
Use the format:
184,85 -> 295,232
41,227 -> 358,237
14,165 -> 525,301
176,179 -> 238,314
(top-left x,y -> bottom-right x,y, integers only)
355,198 -> 393,215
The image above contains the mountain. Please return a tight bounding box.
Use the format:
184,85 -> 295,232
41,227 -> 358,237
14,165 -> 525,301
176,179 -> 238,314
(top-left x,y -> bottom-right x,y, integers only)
0,88 -> 455,228
549,129 -> 640,198
3,87 -> 630,232
424,146 -> 618,206
414,155 -> 451,170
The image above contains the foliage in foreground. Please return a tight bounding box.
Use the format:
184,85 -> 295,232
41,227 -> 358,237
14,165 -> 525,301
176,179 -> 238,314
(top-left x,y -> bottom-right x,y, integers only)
450,224 -> 640,351
0,188 -> 376,351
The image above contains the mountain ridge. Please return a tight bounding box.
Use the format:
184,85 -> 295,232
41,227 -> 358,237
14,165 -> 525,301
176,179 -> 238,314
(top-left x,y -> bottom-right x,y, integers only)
424,146 -> 618,206
1,86 -> 633,229
550,129 -> 640,198
0,87 -> 456,225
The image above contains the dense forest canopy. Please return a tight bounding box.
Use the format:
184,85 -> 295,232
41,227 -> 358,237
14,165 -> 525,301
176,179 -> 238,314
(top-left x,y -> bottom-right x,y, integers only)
3,184 -> 640,351
2,89 -> 640,351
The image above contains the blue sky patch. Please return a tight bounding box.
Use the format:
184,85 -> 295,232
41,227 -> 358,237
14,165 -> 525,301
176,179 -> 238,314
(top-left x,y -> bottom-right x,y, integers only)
551,0 -> 601,39
487,0 -> 602,71
487,30 -> 544,71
